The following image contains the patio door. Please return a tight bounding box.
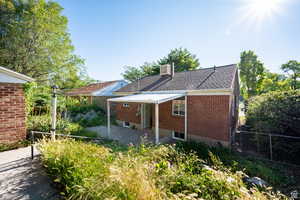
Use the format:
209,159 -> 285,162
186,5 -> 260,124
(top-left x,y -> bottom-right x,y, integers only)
142,104 -> 152,129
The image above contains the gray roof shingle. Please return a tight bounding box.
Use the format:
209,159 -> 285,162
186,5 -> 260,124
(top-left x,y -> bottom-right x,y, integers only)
117,64 -> 237,92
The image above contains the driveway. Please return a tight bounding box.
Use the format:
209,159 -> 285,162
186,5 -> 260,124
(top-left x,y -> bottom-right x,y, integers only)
87,125 -> 174,145
0,147 -> 60,200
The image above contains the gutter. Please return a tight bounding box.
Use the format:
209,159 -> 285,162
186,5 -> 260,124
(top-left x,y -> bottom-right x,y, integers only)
0,66 -> 34,82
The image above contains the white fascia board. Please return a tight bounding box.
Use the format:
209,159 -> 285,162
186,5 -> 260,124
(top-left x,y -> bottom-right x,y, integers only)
142,89 -> 233,95
0,66 -> 34,82
157,93 -> 185,104
113,88 -> 233,97
113,92 -> 136,96
108,93 -> 185,104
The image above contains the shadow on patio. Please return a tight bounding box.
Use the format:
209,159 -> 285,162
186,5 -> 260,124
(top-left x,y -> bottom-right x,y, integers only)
86,125 -> 174,145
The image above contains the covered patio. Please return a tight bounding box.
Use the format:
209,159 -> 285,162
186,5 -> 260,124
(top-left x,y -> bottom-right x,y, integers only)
107,93 -> 188,144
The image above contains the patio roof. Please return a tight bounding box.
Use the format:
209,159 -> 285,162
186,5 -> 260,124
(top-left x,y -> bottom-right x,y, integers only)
107,93 -> 185,104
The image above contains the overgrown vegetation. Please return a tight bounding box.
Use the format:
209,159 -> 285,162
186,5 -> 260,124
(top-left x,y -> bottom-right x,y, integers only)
0,140 -> 30,152
39,139 -> 288,200
245,90 -> 300,164
246,90 -> 300,136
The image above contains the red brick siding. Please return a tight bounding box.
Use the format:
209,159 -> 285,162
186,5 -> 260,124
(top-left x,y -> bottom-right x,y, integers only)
188,95 -> 230,142
115,103 -> 141,124
152,101 -> 185,132
0,83 -> 26,143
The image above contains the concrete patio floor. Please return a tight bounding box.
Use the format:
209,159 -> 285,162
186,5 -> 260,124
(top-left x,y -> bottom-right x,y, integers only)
0,147 -> 60,200
87,125 -> 174,145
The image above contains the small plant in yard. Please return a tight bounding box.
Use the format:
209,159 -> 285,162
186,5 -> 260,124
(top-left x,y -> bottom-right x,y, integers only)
38,139 -> 288,200
0,140 -> 30,152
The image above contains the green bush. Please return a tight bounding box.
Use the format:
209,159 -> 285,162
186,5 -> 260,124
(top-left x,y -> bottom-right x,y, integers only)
39,139 -> 287,200
175,141 -> 287,187
246,90 -> 300,164
67,104 -> 108,127
27,115 -> 82,134
68,104 -> 105,116
0,140 -> 30,152
246,90 -> 300,135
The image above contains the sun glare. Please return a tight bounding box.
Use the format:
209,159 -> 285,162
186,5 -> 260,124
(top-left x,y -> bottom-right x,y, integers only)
248,0 -> 282,20
242,0 -> 286,22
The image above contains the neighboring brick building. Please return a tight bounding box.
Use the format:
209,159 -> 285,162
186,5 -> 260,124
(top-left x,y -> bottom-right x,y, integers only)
0,66 -> 34,144
109,64 -> 239,147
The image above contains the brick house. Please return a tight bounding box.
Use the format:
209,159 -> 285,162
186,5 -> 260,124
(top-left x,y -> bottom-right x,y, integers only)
0,66 -> 34,144
107,64 -> 239,147
65,80 -> 127,111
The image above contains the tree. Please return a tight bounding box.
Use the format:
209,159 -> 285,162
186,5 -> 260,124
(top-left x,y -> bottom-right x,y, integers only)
0,0 -> 88,88
259,71 -> 290,93
281,60 -> 300,90
122,66 -> 144,82
159,47 -> 200,72
239,50 -> 266,99
122,48 -> 200,82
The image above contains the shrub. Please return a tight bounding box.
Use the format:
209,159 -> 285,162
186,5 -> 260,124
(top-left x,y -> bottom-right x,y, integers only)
246,90 -> 300,164
175,141 -> 287,187
67,104 -> 108,127
38,139 -> 287,200
27,115 -> 82,134
0,140 -> 30,152
68,104 -> 105,116
246,90 -> 300,136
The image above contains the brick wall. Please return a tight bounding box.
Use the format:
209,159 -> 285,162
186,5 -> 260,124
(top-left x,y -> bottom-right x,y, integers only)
152,101 -> 185,133
0,83 -> 26,143
114,95 -> 231,145
188,95 -> 230,143
115,102 -> 141,124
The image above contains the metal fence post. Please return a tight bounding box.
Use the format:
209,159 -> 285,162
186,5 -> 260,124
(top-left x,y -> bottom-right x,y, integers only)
31,131 -> 34,159
269,134 -> 273,161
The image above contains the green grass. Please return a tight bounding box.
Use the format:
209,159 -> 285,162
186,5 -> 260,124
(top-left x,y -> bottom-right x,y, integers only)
38,139 -> 288,200
0,140 -> 30,152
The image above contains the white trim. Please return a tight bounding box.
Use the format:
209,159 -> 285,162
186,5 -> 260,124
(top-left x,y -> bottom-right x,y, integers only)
0,66 -> 34,82
114,88 -> 233,97
108,93 -> 186,104
172,100 -> 185,117
107,101 -> 111,138
123,121 -> 130,128
155,103 -> 159,144
172,130 -> 185,141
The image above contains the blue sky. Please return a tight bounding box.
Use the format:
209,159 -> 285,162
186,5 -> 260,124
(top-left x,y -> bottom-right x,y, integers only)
56,0 -> 300,81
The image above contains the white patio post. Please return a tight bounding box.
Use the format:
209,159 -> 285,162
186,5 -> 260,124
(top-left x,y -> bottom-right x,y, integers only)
155,103 -> 159,144
184,95 -> 188,141
107,101 -> 111,138
51,85 -> 58,140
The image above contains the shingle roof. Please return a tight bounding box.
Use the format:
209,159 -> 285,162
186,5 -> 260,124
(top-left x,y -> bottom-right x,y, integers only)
117,64 -> 237,93
65,81 -> 119,96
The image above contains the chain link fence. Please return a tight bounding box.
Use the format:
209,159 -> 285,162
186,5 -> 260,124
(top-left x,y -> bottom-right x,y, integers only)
233,130 -> 300,165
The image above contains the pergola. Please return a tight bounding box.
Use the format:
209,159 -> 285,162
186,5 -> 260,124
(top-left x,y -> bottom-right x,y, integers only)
107,93 -> 187,144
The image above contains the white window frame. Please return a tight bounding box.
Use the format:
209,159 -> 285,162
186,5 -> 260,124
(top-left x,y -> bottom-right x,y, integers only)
172,131 -> 185,141
123,121 -> 130,128
123,103 -> 129,108
172,100 -> 185,116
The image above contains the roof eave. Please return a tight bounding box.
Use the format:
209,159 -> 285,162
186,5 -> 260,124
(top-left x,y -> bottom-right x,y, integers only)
0,66 -> 34,82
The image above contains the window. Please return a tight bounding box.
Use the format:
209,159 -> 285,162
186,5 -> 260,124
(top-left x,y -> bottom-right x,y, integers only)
172,100 -> 185,116
123,121 -> 130,128
123,103 -> 129,107
172,131 -> 185,141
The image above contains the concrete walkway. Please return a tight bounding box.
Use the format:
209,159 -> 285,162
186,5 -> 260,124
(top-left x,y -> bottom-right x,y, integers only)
0,147 -> 60,200
87,125 -> 174,145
